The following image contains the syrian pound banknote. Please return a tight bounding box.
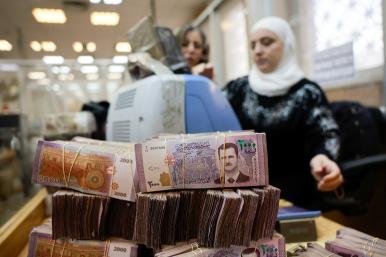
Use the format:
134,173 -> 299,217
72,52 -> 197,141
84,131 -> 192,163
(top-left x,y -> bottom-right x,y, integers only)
287,243 -> 340,257
325,241 -> 366,257
325,227 -> 386,257
135,131 -> 268,192
155,233 -> 285,257
32,140 -> 138,202
28,221 -> 138,257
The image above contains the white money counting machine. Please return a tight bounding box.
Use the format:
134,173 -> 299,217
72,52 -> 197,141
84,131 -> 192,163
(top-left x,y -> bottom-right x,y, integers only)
107,74 -> 241,142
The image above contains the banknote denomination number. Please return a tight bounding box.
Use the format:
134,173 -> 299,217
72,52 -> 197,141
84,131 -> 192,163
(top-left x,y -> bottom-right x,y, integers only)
38,175 -> 61,184
147,181 -> 160,188
120,158 -> 131,164
114,191 -> 127,197
113,246 -> 127,252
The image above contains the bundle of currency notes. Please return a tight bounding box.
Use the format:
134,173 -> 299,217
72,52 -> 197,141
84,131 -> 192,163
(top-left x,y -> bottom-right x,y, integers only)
51,186 -> 280,250
52,190 -> 110,240
28,221 -> 138,257
136,131 -> 268,192
33,131 -> 269,202
33,140 -> 138,201
155,233 -> 286,257
52,190 -> 137,241
175,190 -> 206,242
251,187 -> 281,240
107,198 -> 137,240
325,227 -> 386,257
287,242 -> 340,257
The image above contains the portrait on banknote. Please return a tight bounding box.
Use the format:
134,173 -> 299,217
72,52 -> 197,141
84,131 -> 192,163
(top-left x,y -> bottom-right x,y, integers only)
215,142 -> 250,184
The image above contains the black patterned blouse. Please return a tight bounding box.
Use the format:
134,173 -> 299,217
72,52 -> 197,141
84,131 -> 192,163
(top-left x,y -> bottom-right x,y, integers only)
223,76 -> 340,208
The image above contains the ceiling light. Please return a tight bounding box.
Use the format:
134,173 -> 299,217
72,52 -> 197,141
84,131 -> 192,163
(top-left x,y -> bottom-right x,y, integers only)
87,83 -> 100,92
58,74 -> 74,81
38,79 -> 50,85
86,42 -> 96,52
73,42 -> 83,53
90,0 -> 101,3
0,63 -> 19,71
32,8 -> 67,24
115,42 -> 131,52
43,55 -> 64,65
30,41 -> 41,52
68,84 -> 80,91
107,73 -> 122,80
0,40 -> 12,51
103,0 -> 122,5
108,65 -> 125,73
77,55 -> 94,64
28,71 -> 46,80
52,66 -> 70,74
86,73 -> 99,80
41,41 -> 56,52
90,12 -> 120,26
52,84 -> 61,91
220,21 -> 233,31
80,65 -> 98,74
112,55 -> 128,64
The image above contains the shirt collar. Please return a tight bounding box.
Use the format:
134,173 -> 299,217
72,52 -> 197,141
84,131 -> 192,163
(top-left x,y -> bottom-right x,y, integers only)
225,170 -> 240,183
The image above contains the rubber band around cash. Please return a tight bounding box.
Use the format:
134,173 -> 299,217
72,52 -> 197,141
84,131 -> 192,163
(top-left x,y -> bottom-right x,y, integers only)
49,239 -> 66,257
362,240 -> 372,257
62,143 -> 85,187
49,239 -> 110,257
50,239 -> 57,257
365,237 -> 379,257
191,242 -> 199,251
192,247 -> 203,256
103,240 -> 111,257
371,237 -> 379,247
62,142 -> 123,198
217,132 -> 227,188
60,241 -> 67,257
182,134 -> 186,188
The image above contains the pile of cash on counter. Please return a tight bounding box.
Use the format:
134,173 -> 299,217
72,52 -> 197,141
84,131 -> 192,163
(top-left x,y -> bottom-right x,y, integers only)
28,131 -> 288,257
326,227 -> 386,257
288,228 -> 386,257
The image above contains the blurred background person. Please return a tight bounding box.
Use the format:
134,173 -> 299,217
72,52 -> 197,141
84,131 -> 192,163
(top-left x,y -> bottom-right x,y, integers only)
81,101 -> 110,140
180,25 -> 214,80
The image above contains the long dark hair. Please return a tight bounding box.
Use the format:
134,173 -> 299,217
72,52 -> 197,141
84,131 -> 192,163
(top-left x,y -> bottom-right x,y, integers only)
179,25 -> 209,63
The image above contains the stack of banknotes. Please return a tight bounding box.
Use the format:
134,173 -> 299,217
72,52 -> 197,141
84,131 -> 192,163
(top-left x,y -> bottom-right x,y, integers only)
29,132 -> 284,254
287,242 -> 340,257
107,198 -> 137,240
52,190 -> 111,240
155,233 -> 285,257
325,227 -> 386,257
28,221 -> 138,257
51,186 -> 279,250
32,131 -> 269,202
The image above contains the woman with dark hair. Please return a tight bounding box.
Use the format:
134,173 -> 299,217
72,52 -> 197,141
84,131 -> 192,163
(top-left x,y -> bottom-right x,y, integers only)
180,26 -> 214,79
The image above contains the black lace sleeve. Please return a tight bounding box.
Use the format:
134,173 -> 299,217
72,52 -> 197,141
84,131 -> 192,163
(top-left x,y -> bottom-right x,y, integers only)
222,76 -> 248,118
302,82 -> 341,161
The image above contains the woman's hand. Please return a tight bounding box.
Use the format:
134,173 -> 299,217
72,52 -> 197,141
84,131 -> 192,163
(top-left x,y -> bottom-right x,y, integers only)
310,154 -> 343,191
192,63 -> 214,80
